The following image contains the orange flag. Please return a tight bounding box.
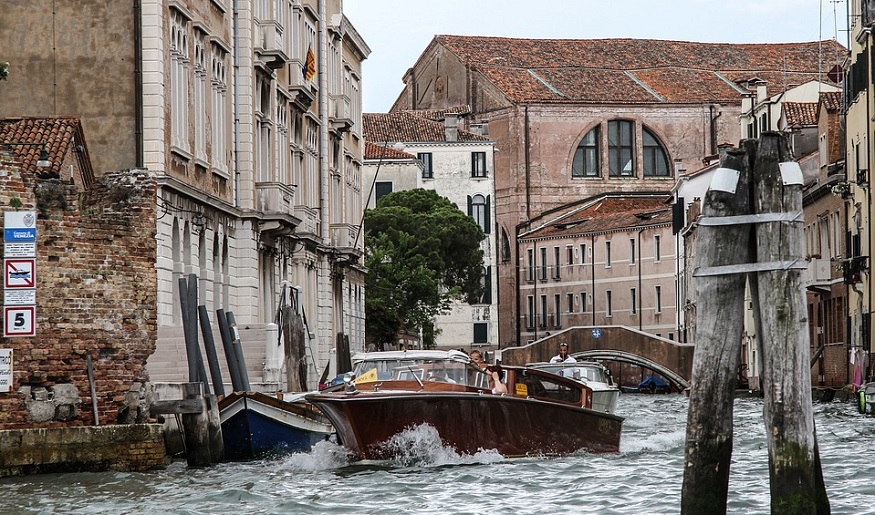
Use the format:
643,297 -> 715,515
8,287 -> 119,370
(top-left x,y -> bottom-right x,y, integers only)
305,46 -> 316,82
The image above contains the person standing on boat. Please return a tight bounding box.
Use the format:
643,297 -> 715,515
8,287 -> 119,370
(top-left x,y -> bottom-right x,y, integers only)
550,343 -> 578,363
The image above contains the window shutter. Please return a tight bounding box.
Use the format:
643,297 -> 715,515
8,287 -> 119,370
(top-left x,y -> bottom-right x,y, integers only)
467,195 -> 472,216
484,195 -> 491,234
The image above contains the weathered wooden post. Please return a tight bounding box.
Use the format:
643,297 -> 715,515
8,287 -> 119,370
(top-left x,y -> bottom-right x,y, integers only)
751,132 -> 828,514
681,148 -> 752,513
180,382 -> 212,467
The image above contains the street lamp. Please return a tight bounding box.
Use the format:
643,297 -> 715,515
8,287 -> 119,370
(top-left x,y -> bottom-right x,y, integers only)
1,142 -> 51,168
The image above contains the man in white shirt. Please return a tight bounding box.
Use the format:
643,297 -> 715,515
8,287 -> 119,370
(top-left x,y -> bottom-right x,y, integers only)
550,342 -> 577,363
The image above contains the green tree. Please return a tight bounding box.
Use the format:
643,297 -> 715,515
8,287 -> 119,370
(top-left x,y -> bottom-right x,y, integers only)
364,189 -> 485,349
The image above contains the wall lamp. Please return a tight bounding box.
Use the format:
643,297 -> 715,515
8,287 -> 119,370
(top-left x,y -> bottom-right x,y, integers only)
2,142 -> 51,168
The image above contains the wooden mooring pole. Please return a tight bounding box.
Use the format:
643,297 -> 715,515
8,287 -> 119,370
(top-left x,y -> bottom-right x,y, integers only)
682,133 -> 829,514
682,148 -> 752,513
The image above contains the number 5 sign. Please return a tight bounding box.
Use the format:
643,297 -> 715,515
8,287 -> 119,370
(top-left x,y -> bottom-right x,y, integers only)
4,306 -> 35,337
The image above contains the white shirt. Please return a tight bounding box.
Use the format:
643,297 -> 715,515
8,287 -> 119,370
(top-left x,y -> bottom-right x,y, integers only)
550,354 -> 577,363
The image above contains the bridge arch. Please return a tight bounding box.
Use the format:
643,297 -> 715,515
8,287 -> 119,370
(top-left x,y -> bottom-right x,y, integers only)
573,349 -> 690,390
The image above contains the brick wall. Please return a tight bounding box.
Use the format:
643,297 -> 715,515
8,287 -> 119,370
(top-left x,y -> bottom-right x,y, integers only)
0,162 -> 157,429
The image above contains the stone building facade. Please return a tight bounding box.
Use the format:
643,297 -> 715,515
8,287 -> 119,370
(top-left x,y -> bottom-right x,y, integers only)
392,35 -> 844,348
362,109 -> 498,350
0,0 -> 370,389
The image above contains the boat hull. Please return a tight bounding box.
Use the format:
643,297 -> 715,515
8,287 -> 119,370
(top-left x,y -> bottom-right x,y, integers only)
219,392 -> 334,459
306,390 -> 623,460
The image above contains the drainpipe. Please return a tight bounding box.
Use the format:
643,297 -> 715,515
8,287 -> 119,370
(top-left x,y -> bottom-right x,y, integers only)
638,227 -> 644,331
232,0 -> 241,207
134,0 -> 143,168
591,233 -> 596,326
709,104 -> 721,156
867,34 -> 873,379
318,0 -> 328,241
524,105 -> 531,220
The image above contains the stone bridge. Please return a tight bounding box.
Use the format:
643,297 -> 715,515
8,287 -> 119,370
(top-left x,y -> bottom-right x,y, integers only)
497,326 -> 695,390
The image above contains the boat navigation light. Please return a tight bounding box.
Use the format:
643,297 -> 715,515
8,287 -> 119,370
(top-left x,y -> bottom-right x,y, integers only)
343,372 -> 357,392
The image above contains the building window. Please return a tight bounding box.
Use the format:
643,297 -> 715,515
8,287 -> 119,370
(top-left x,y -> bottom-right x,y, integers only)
553,294 -> 561,327
605,241 -> 612,268
471,151 -> 487,177
527,296 -> 535,329
655,285 -> 662,313
210,43 -> 228,173
567,293 -> 575,313
655,235 -> 661,262
572,127 -> 600,177
193,30 -> 207,163
580,243 -> 587,265
630,288 -> 637,314
468,194 -> 490,234
540,295 -> 548,328
539,247 -> 547,280
527,248 -> 535,282
630,238 -> 636,264
553,246 -> 561,279
170,9 -> 190,153
473,323 -> 488,344
375,181 -> 393,203
474,266 -> 492,305
580,292 -> 587,312
418,152 -> 433,179
566,245 -> 574,265
606,290 -> 613,317
643,128 -> 670,177
608,120 -> 634,177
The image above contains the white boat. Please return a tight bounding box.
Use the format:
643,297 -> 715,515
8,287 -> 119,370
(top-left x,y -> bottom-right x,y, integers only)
525,361 -> 621,414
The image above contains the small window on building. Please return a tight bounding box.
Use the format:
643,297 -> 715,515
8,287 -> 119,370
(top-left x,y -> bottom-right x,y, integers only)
375,181 -> 393,204
605,241 -> 612,268
526,296 -> 535,329
553,246 -> 561,279
630,288 -> 637,314
418,152 -> 433,179
473,323 -> 488,344
527,248 -> 535,282
567,293 -> 575,313
655,235 -> 661,262
643,128 -> 670,177
540,247 -> 547,280
580,243 -> 587,265
630,238 -> 636,264
655,285 -> 662,313
566,245 -> 574,265
471,151 -> 487,178
580,292 -> 587,312
606,290 -> 613,317
468,194 -> 491,234
608,120 -> 634,177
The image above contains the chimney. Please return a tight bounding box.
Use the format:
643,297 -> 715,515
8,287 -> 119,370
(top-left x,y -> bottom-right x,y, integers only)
444,114 -> 459,142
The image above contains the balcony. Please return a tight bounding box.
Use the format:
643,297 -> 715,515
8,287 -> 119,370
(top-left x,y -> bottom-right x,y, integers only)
329,223 -> 362,264
255,20 -> 288,70
329,94 -> 353,134
842,256 -> 869,285
255,181 -> 294,216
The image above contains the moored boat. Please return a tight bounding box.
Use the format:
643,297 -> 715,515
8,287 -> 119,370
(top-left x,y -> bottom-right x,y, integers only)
525,361 -> 621,414
218,391 -> 334,459
305,350 -> 623,460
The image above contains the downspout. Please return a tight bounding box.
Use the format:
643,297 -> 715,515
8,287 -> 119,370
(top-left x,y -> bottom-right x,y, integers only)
867,34 -> 873,380
134,0 -> 143,168
232,0 -> 241,207
515,224 -> 522,348
525,105 -> 531,219
709,104 -> 721,156
638,227 -> 643,331
591,233 -> 596,326
318,0 -> 328,241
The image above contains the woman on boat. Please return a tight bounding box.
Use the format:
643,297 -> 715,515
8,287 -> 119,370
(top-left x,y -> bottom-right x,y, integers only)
486,364 -> 508,395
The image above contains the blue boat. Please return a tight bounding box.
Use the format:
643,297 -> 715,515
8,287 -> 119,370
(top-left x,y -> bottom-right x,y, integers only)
218,391 -> 334,460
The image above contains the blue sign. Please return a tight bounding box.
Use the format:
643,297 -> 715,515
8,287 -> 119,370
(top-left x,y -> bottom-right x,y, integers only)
4,228 -> 36,242
592,328 -> 602,339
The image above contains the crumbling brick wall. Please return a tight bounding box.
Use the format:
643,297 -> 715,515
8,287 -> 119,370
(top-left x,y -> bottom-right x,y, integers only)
0,161 -> 157,429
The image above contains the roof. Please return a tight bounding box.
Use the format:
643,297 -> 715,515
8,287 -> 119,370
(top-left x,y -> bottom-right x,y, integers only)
403,106 -> 471,121
0,117 -> 94,186
363,111 -> 491,143
782,102 -> 818,127
433,36 -> 846,104
819,90 -> 842,113
522,194 -> 673,239
364,141 -> 417,160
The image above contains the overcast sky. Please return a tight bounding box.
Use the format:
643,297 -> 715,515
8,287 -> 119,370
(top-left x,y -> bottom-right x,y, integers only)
343,0 -> 849,113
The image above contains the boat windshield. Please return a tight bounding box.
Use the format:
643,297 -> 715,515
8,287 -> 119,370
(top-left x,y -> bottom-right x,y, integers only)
352,358 -> 488,388
534,364 -> 611,384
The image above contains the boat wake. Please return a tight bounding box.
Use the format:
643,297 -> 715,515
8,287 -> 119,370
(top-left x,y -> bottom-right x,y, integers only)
280,439 -> 355,471
378,423 -> 504,467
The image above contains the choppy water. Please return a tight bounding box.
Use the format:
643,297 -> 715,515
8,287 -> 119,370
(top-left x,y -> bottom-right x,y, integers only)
2,395 -> 875,514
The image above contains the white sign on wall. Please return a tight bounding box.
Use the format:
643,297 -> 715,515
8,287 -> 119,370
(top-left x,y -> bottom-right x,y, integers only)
0,349 -> 12,393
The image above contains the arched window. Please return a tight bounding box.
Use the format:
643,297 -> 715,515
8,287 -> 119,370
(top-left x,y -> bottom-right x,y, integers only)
468,194 -> 490,234
572,126 -> 599,177
643,128 -> 670,177
608,120 -> 634,177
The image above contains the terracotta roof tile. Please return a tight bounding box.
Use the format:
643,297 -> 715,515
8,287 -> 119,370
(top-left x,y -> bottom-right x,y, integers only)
434,36 -> 845,104
364,141 -> 416,160
0,116 -> 81,175
404,106 -> 471,121
782,102 -> 818,127
819,90 -> 842,113
523,195 -> 672,239
363,111 -> 491,143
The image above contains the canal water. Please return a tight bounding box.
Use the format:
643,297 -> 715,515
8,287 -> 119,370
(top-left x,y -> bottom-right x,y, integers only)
3,394 -> 875,514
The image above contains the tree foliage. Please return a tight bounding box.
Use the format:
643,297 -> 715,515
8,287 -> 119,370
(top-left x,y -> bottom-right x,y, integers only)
364,189 -> 485,349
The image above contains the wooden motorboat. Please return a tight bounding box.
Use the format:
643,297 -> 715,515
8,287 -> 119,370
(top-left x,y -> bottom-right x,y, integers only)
525,361 -> 621,414
305,350 -> 623,460
218,391 -> 334,459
